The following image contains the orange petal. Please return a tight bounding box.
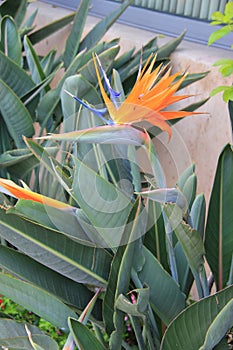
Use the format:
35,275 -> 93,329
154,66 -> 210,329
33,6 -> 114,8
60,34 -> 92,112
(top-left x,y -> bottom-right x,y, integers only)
160,110 -> 199,120
0,178 -> 72,210
145,113 -> 172,139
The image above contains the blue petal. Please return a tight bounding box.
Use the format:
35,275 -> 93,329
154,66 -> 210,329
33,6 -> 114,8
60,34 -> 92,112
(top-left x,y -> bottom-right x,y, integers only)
64,90 -> 115,125
95,54 -> 121,108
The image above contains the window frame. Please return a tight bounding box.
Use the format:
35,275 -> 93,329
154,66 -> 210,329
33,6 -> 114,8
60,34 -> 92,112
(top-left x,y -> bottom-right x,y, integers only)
41,0 -> 232,50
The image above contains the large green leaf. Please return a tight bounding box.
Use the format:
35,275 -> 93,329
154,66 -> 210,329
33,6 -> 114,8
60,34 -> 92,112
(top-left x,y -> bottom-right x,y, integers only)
0,208 -> 111,287
190,193 -> 206,238
79,0 -> 133,51
0,0 -> 27,26
104,200 -> 144,349
143,199 -> 169,272
0,148 -> 32,168
164,203 -> 205,293
69,318 -> 106,350
138,246 -> 186,325
28,12 -> 75,45
61,74 -> 102,123
103,201 -> 141,334
181,173 -> 197,209
0,117 -> 11,159
0,319 -> 58,350
175,194 -> 206,296
63,0 -> 91,69
0,15 -> 22,66
23,137 -> 66,180
24,36 -> 46,85
71,155 -> 134,248
0,50 -> 35,97
179,72 -> 209,90
11,199 -> 98,245
177,163 -> 195,190
79,45 -> 120,85
205,144 -> 233,290
160,285 -> 233,350
0,273 -> 77,332
0,245 -> 102,321
156,31 -> 185,60
0,79 -> 34,148
36,50 -> 85,126
228,99 -> 233,133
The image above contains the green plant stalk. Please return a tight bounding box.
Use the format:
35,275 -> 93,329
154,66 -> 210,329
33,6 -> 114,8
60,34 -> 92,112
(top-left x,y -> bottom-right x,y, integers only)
122,340 -> 133,350
199,266 -> 210,297
92,323 -> 106,348
129,315 -> 146,350
144,319 -> 158,350
227,254 -> 233,286
131,268 -> 160,340
163,215 -> 179,284
193,271 -> 204,299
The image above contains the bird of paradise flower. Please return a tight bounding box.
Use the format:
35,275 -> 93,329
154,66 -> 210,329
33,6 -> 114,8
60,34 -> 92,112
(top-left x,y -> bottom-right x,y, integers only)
0,54 -> 198,205
0,178 -> 73,210
66,53 -> 197,139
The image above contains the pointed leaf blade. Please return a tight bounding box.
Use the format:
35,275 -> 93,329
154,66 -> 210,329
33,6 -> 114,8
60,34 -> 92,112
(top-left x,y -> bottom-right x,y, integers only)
69,318 -> 106,350
205,144 -> 233,290
0,15 -> 22,66
63,0 -> 91,69
79,0 -> 133,51
0,273 -> 77,332
0,79 -> 34,148
138,246 -> 186,325
0,208 -> 111,286
160,286 -> 233,350
0,319 -> 59,350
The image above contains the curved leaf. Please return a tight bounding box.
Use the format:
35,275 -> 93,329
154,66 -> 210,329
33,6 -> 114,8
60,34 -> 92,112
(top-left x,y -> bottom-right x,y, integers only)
182,173 -> 197,209
28,12 -> 75,45
190,193 -> 206,237
143,199 -> 169,271
0,245 -> 102,321
71,156 -> 133,248
160,285 -> 233,350
164,203 -> 205,277
79,0 -> 133,52
103,200 -> 143,338
63,0 -> 91,69
205,144 -> 233,290
0,148 -> 32,168
177,163 -> 195,190
228,100 -> 233,133
0,79 -> 34,148
199,299 -> 233,350
0,51 -> 35,97
69,318 -> 106,350
61,74 -> 102,124
0,319 -> 58,350
0,208 -> 111,287
138,246 -> 186,325
156,31 -> 185,60
0,273 -> 77,332
24,36 -> 46,85
0,15 -> 22,66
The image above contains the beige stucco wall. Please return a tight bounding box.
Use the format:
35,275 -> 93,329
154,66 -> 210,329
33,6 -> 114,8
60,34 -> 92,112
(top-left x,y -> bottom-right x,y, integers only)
28,1 -> 233,205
